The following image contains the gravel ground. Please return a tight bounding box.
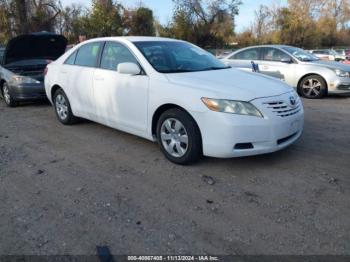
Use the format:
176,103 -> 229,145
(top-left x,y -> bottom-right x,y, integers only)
0,96 -> 349,255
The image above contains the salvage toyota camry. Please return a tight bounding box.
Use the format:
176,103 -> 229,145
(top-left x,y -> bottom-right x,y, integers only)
44,37 -> 304,164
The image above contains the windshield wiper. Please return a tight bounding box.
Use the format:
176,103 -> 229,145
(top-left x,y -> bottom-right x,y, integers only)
302,58 -> 319,62
160,69 -> 195,73
160,66 -> 230,73
191,66 -> 231,72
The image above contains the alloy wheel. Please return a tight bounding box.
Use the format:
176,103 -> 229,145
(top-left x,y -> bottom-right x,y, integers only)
55,94 -> 68,120
160,118 -> 189,158
3,84 -> 11,105
302,78 -> 322,98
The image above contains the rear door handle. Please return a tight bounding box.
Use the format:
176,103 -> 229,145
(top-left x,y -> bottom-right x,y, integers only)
60,71 -> 68,74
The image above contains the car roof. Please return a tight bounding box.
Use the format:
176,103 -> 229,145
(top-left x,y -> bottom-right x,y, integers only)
81,36 -> 181,44
222,45 -> 296,59
237,44 -> 295,49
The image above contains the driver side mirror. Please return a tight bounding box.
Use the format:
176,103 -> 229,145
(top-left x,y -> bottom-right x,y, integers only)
281,57 -> 293,64
117,62 -> 141,75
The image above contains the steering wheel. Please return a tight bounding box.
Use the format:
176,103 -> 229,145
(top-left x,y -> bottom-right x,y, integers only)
177,61 -> 191,70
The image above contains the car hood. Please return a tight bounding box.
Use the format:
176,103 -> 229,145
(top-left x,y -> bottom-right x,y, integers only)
165,68 -> 293,101
306,60 -> 350,71
3,32 -> 67,65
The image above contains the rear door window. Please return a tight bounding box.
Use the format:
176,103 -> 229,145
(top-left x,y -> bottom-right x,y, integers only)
75,42 -> 102,67
230,48 -> 260,60
64,51 -> 77,65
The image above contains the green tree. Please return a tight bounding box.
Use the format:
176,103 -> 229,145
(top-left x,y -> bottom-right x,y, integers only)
0,1 -> 13,43
57,3 -> 84,43
169,0 -> 242,48
0,0 -> 61,42
30,0 -> 61,32
168,8 -> 196,42
124,7 -> 155,36
273,2 -> 320,48
85,0 -> 123,37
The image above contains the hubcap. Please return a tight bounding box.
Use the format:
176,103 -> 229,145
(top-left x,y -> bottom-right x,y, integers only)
55,94 -> 68,120
3,85 -> 11,104
302,79 -> 321,97
160,118 -> 188,158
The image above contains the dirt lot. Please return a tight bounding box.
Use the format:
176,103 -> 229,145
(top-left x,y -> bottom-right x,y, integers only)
0,96 -> 349,255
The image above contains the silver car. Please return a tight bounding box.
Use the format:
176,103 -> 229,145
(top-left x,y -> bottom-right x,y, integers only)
221,45 -> 350,99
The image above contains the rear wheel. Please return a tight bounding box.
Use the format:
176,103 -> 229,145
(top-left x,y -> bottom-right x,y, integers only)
53,89 -> 77,125
157,108 -> 202,165
2,83 -> 17,107
298,75 -> 327,99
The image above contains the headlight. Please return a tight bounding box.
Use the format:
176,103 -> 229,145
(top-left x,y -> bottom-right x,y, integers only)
10,75 -> 40,84
201,97 -> 263,118
334,69 -> 350,77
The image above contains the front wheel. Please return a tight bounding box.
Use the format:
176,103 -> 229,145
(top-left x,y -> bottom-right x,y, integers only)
53,89 -> 77,125
157,108 -> 202,165
298,75 -> 327,99
2,83 -> 17,107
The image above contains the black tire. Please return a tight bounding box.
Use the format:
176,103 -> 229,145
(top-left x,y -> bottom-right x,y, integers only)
156,108 -> 202,165
53,88 -> 77,125
2,82 -> 18,107
298,75 -> 327,99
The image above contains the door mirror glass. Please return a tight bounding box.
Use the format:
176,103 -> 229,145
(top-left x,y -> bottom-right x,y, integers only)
117,62 -> 141,75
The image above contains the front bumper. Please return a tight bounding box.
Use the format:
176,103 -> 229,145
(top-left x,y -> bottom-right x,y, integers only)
328,77 -> 350,94
193,92 -> 304,158
7,82 -> 47,101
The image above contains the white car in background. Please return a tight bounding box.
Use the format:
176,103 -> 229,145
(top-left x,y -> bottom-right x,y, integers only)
45,37 -> 304,164
334,49 -> 348,61
309,49 -> 346,61
221,45 -> 350,99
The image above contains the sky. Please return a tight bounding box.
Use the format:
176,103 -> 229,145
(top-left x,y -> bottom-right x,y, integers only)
61,0 -> 287,32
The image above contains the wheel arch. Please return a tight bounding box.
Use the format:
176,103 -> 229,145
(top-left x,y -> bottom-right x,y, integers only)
297,73 -> 328,95
0,79 -> 6,96
50,84 -> 63,101
151,103 -> 202,143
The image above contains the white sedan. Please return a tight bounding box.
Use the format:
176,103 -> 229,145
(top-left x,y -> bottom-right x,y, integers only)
45,37 -> 304,164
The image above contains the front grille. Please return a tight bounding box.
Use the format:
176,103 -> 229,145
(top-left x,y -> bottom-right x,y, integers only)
263,99 -> 301,118
338,84 -> 350,90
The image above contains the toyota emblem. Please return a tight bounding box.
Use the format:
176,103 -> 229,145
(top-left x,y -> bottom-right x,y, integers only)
290,96 -> 296,106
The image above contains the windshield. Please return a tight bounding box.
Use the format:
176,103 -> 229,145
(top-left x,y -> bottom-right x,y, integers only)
133,41 -> 229,73
281,46 -> 320,62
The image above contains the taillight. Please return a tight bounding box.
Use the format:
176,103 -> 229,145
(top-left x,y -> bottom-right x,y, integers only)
44,60 -> 52,76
